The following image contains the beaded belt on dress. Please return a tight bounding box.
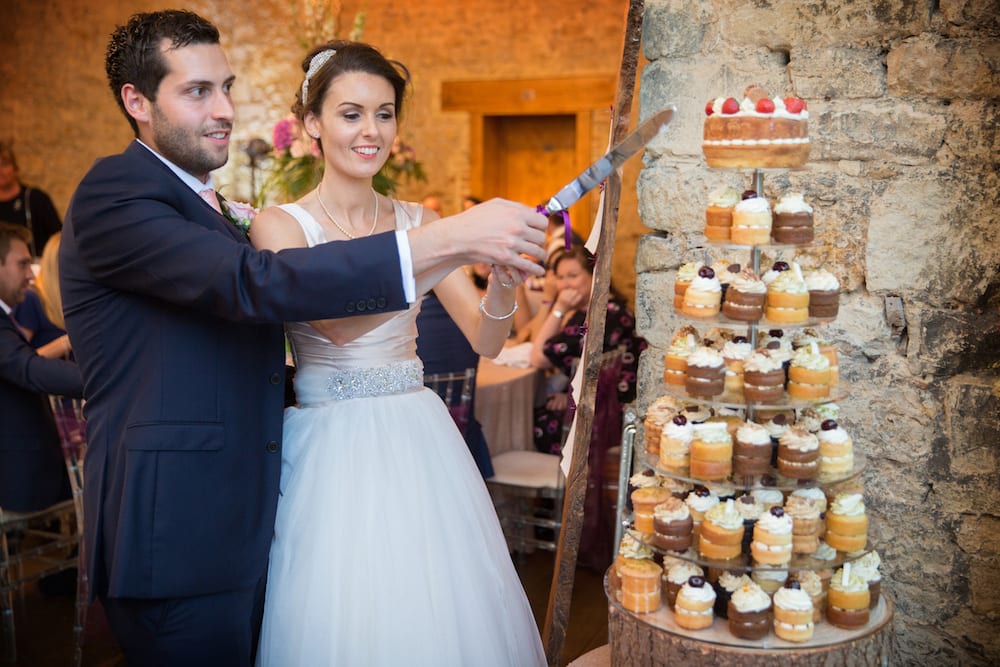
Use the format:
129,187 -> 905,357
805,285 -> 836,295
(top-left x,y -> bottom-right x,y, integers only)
304,359 -> 424,404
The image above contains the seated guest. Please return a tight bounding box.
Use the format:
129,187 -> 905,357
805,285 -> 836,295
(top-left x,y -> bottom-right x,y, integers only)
529,245 -> 646,456
0,223 -> 83,513
416,291 -> 493,478
12,232 -> 72,359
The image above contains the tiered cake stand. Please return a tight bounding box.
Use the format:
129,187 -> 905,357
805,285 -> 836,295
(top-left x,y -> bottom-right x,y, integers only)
606,166 -> 894,665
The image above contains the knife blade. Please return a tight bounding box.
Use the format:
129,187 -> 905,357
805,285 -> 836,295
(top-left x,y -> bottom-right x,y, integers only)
543,105 -> 676,214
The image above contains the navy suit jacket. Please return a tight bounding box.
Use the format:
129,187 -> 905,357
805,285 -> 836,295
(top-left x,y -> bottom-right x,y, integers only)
0,309 -> 83,511
60,142 -> 407,600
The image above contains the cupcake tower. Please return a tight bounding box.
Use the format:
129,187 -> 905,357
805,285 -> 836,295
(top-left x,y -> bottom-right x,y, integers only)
610,85 -> 887,651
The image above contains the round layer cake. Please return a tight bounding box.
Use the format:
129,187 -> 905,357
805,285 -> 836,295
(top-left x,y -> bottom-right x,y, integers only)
703,87 -> 810,169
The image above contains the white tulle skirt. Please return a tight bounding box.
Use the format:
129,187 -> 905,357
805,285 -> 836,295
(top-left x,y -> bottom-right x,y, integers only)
255,387 -> 545,666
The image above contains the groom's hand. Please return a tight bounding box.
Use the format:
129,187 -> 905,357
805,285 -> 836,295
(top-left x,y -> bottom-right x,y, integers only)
449,199 -> 548,276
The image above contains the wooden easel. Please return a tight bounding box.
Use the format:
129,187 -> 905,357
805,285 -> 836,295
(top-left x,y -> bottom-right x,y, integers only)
541,0 -> 645,664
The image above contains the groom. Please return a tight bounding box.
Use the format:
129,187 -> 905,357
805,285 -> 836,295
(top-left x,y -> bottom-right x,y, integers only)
60,9 -> 546,664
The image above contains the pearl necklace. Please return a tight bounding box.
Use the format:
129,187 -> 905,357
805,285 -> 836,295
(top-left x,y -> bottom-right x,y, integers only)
317,183 -> 379,239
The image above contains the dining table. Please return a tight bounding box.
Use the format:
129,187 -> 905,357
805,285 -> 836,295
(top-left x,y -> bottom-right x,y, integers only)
475,355 -> 542,458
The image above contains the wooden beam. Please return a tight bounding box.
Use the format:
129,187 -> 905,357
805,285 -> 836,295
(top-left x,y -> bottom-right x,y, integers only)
441,77 -> 615,115
541,2 -> 645,665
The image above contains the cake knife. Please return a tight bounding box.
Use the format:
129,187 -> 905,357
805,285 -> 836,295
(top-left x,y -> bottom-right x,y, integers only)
542,105 -> 676,214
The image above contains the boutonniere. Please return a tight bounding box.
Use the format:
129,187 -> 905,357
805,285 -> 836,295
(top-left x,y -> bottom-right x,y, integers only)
219,197 -> 258,237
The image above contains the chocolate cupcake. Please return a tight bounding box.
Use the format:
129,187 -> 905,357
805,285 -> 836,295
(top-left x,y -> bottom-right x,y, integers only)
652,497 -> 694,553
772,192 -> 814,244
777,426 -> 820,480
733,421 -> 773,477
722,268 -> 766,321
743,351 -> 785,403
664,562 -> 704,609
804,267 -> 840,319
714,570 -> 753,619
685,346 -> 726,397
727,581 -> 772,639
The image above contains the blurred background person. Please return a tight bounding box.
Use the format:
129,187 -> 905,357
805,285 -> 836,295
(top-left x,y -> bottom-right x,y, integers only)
0,223 -> 83,515
529,244 -> 645,455
0,140 -> 63,257
12,232 -> 72,359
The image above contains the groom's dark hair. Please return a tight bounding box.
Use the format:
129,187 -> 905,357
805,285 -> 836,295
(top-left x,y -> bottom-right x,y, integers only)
105,10 -> 221,136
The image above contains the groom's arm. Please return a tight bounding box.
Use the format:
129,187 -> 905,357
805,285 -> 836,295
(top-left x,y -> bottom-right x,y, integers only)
65,154 -> 406,324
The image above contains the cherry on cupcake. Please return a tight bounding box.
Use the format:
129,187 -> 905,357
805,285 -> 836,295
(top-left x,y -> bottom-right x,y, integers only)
673,414 -> 688,426
705,100 -> 715,116
741,189 -> 758,200
772,413 -> 788,425
721,98 -> 740,114
771,262 -> 790,273
733,336 -> 748,344
770,506 -> 785,517
786,580 -> 802,589
693,485 -> 711,497
698,266 -> 716,279
727,263 -> 741,274
689,575 -> 706,587
821,419 -> 839,431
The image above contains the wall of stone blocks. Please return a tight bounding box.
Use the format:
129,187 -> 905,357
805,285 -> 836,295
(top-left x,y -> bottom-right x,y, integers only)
636,0 -> 999,663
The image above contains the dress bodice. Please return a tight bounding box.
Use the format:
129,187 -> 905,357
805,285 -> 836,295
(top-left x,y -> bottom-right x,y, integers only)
279,200 -> 425,405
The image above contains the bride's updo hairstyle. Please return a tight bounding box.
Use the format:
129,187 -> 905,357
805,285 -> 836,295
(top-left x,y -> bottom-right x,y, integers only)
293,39 -> 411,131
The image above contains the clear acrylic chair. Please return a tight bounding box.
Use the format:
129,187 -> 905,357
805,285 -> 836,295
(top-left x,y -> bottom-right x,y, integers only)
424,368 -> 476,438
1,396 -> 84,665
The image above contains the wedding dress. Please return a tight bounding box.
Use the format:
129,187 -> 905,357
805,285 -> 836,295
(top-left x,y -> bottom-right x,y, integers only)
255,200 -> 545,666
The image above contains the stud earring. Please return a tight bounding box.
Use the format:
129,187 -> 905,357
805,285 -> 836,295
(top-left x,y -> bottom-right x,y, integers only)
311,132 -> 320,139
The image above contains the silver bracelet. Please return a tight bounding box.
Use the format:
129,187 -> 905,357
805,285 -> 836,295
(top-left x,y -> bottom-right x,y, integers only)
479,295 -> 518,321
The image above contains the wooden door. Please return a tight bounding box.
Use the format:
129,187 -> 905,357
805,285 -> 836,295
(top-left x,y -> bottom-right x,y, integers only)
483,115 -> 576,210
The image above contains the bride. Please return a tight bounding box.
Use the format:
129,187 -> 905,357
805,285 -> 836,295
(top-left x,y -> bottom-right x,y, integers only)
250,41 -> 546,666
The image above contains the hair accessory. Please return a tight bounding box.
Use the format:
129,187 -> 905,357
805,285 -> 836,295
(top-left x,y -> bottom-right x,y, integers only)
479,295 -> 518,321
301,49 -> 336,103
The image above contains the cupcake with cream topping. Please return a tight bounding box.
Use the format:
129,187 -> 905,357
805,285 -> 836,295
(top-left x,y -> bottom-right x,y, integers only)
804,267 -> 840,319
674,576 -> 717,630
685,346 -> 726,397
853,550 -> 882,609
777,426 -> 820,480
766,263 -> 810,324
705,186 -> 740,241
787,343 -> 831,400
699,499 -> 745,561
664,562 -> 704,608
685,486 -> 720,538
721,337 -> 753,397
772,192 -> 814,244
791,570 -> 826,622
728,581 -> 772,639
658,413 -> 694,472
744,351 -> 785,403
825,493 -> 868,553
714,570 -> 753,619
731,195 -> 772,245
827,563 -> 870,629
817,419 -> 854,476
773,581 -> 815,642
674,262 -> 703,309
722,268 -> 766,321
682,267 -> 723,318
751,506 -> 794,566
663,326 -> 699,386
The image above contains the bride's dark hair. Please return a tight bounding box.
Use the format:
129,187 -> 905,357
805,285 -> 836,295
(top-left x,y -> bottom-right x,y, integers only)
293,40 -> 411,124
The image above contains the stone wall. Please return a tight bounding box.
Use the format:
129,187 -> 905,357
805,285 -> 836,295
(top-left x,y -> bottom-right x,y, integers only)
636,0 -> 999,664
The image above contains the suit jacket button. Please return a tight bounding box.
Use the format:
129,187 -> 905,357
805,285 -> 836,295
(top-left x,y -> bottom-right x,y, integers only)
266,441 -> 279,453
356,299 -> 367,312
366,298 -> 377,310
269,373 -> 282,385
346,302 -> 356,313
376,297 -> 386,308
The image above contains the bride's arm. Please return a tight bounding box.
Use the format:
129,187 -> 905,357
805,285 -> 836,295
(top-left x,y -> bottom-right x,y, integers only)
432,266 -> 517,359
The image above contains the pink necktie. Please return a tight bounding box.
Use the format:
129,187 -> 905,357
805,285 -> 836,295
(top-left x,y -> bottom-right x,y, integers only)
199,188 -> 223,214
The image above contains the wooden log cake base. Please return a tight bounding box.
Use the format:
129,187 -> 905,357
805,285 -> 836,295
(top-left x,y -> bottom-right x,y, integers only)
606,570 -> 894,666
